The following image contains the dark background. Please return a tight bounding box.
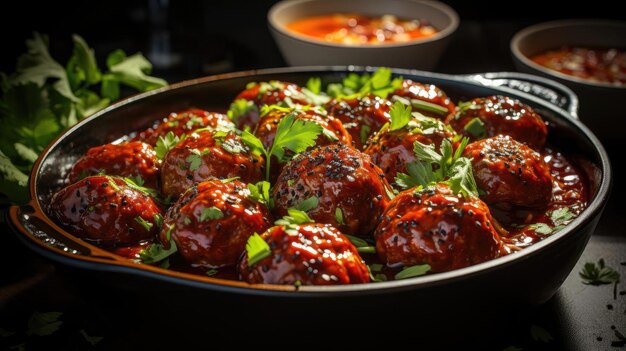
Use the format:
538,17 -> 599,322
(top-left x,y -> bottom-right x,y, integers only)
1,1 -> 625,350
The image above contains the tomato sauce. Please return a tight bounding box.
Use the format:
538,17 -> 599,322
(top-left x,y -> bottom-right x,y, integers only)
531,47 -> 626,85
287,13 -> 438,45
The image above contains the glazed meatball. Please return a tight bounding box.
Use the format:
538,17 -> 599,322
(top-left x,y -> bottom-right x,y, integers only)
445,95 -> 548,149
239,223 -> 370,285
325,94 -> 392,149
68,141 -> 160,188
230,81 -> 312,130
49,176 -> 162,247
391,80 -> 455,119
364,115 -> 457,188
132,109 -> 234,145
160,179 -> 272,268
273,143 -> 391,236
464,135 -> 553,209
160,129 -> 264,198
375,184 -> 506,273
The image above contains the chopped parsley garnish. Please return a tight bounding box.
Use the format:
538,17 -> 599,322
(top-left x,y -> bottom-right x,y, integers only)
454,100 -> 482,120
155,131 -> 183,159
335,207 -> 345,225
247,181 -> 272,207
139,240 -> 177,265
294,196 -> 319,212
185,148 -> 209,171
241,112 -> 322,180
134,216 -> 153,232
395,137 -> 478,197
306,77 -> 322,94
326,67 -> 403,99
104,175 -> 120,191
394,264 -> 431,280
153,213 -> 163,229
359,125 -> 371,145
389,101 -> 412,131
185,115 -> 204,130
206,269 -> 218,277
345,234 -> 369,248
199,206 -> 224,222
275,208 -> 314,227
245,233 -> 271,267
463,117 -> 486,138
529,206 -> 575,235
227,99 -> 258,124
120,176 -> 159,198
579,259 -> 620,285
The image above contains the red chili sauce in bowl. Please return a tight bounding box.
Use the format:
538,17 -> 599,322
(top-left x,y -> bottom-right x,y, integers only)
531,47 -> 626,85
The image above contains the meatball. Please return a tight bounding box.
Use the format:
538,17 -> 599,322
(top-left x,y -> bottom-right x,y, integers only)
445,95 -> 548,149
160,129 -> 264,198
68,141 -> 160,188
49,176 -> 162,247
364,115 -> 457,188
160,179 -> 272,268
325,94 -> 392,149
231,81 -> 311,130
463,135 -> 553,209
375,184 -> 506,273
132,109 -> 234,145
273,143 -> 391,236
391,80 -> 455,119
239,223 -> 370,285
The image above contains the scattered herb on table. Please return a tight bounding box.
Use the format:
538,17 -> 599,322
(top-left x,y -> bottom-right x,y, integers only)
579,259 -> 620,285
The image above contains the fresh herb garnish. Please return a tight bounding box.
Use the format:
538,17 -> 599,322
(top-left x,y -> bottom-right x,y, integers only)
409,98 -> 449,116
241,112 -> 322,180
335,207 -> 345,225
206,269 -> 218,277
247,181 -> 273,207
529,206 -> 575,235
306,77 -> 322,94
275,208 -> 314,227
463,117 -> 487,138
140,240 -> 178,265
79,329 -> 103,346
246,233 -> 271,267
360,125 -> 372,145
579,259 -> 620,285
199,206 -> 224,222
155,131 -> 183,160
185,148 -> 209,171
134,216 -> 154,232
153,213 -> 163,230
394,264 -> 431,280
454,100 -> 481,120
227,99 -> 258,124
357,246 -> 376,254
294,196 -> 319,212
345,234 -> 369,248
389,101 -> 412,131
120,176 -> 159,198
27,311 -> 63,336
326,68 -> 403,99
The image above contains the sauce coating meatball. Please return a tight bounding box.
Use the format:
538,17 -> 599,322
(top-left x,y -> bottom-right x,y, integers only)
464,135 -> 553,209
159,179 -> 272,268
325,94 -> 392,149
49,176 -> 162,247
132,109 -> 234,145
375,184 -> 506,273
446,95 -> 548,149
364,115 -> 457,188
160,130 -> 264,198
231,81 -> 311,130
239,223 -> 370,285
68,141 -> 160,188
273,143 -> 391,236
391,80 -> 455,119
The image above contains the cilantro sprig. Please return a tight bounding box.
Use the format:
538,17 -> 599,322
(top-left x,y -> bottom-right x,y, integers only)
528,207 -> 575,235
389,101 -> 412,131
139,224 -> 177,265
327,68 -> 403,99
155,131 -> 184,160
0,32 -> 166,204
395,137 -> 478,197
579,259 -> 620,285
247,180 -> 273,208
241,112 -> 322,180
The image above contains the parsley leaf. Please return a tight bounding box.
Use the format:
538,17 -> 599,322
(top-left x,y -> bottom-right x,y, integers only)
26,311 -> 63,336
199,206 -> 224,222
306,77 -> 322,94
134,216 -> 154,232
447,157 -> 479,198
0,150 -> 29,204
335,207 -> 345,225
155,131 -> 182,159
275,208 -> 315,227
227,99 -> 258,124
463,117 -> 486,138
106,51 -> 167,91
294,196 -> 319,212
139,239 -> 178,265
345,234 -> 369,247
579,259 -> 620,285
246,233 -> 271,267
326,68 -> 402,99
247,181 -> 272,207
79,329 -> 104,346
360,125 -> 372,145
120,176 -> 159,198
389,100 -> 412,131
394,264 -> 431,280
528,206 -> 575,235
206,269 -> 218,277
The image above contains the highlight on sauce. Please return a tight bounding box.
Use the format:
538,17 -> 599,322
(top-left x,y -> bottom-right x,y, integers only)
47,69 -> 591,287
286,13 -> 438,45
530,47 -> 626,85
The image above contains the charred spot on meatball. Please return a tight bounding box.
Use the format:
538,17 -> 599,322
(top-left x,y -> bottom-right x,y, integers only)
273,143 -> 392,236
239,223 -> 370,285
49,175 -> 162,247
68,141 -> 160,188
159,179 -> 272,268
160,129 -> 264,199
325,94 -> 392,150
464,135 -> 553,209
375,184 -> 506,273
446,95 -> 547,149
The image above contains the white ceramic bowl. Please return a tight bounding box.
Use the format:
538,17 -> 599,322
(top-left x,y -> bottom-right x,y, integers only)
511,20 -> 626,138
268,0 -> 459,70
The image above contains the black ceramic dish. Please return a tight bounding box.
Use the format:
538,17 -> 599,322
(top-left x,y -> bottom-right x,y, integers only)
8,67 -> 611,306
